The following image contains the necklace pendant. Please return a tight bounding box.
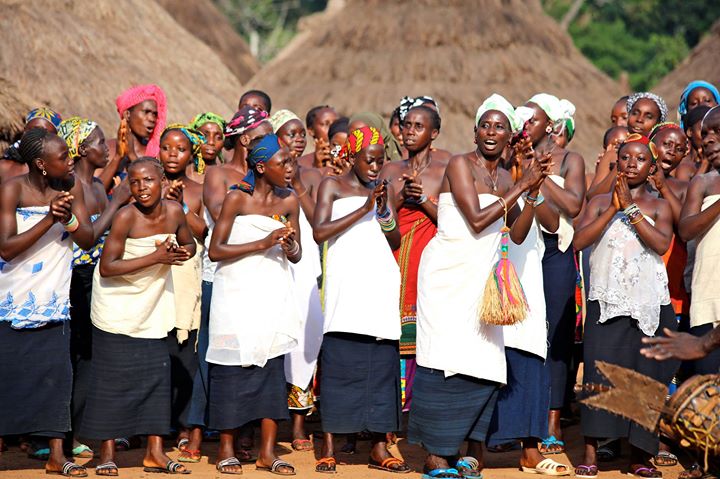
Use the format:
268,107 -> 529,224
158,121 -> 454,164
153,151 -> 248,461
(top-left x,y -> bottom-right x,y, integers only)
493,185 -> 498,192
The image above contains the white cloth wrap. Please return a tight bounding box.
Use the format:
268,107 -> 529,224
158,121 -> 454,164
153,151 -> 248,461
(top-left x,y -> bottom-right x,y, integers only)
91,234 -> 176,339
416,193 -> 506,383
285,209 -> 325,389
503,198 -> 548,359
690,195 -> 720,328
539,175 -> 574,252
323,196 -> 401,340
207,215 -> 300,367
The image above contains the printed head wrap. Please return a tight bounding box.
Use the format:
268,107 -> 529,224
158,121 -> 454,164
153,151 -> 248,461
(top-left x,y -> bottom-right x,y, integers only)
348,112 -> 401,162
115,84 -> 168,158
397,95 -> 440,122
57,117 -> 99,159
26,107 -> 63,130
342,126 -> 384,162
621,133 -> 658,161
189,112 -> 226,134
269,109 -> 301,133
626,92 -> 668,123
234,134 -> 283,194
225,105 -> 269,137
678,81 -> 720,128
161,123 -> 207,174
649,122 -> 682,141
475,94 -> 521,133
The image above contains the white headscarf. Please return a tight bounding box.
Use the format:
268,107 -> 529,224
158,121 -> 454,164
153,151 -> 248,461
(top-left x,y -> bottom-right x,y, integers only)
475,94 -> 520,133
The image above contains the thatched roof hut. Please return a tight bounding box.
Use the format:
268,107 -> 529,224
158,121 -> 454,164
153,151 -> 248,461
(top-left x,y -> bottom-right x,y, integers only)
246,0 -> 622,165
156,0 -> 260,83
654,20 -> 720,118
0,0 -> 242,148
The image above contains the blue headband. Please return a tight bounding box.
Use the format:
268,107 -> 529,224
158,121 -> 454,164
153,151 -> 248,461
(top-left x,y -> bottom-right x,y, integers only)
233,134 -> 282,194
679,81 -> 720,128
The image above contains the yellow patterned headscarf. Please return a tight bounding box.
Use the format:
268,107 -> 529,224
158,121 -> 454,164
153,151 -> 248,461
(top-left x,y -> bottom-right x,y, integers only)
57,116 -> 99,159
161,123 -> 207,174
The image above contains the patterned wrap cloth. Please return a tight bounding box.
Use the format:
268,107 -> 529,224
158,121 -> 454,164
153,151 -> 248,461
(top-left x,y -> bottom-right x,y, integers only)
627,92 -> 669,124
57,116 -> 98,159
26,107 -> 63,130
225,105 -> 269,138
234,133 -> 283,194
115,84 -> 168,158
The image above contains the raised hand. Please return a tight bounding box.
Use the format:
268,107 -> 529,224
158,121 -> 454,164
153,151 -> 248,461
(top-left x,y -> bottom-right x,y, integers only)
401,173 -> 424,202
49,191 -> 74,223
614,173 -> 633,210
165,179 -> 184,203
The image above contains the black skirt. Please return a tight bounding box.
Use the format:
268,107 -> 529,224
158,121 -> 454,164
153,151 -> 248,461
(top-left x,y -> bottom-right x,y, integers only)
581,300 -> 680,454
0,321 -> 72,437
167,329 -> 199,429
408,366 -> 499,456
79,327 -> 170,439
319,332 -> 401,434
208,355 -> 288,430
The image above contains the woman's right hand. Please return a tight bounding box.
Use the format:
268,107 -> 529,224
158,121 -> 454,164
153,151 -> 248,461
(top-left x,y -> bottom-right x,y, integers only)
49,191 -> 74,223
365,181 -> 387,212
520,157 -> 547,192
153,236 -> 189,265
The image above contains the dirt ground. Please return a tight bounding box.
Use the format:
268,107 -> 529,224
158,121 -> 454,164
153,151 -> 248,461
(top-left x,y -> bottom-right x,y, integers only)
0,420 -> 691,479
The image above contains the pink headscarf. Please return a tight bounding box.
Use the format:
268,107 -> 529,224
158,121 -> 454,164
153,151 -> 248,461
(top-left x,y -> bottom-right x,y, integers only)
115,84 -> 167,157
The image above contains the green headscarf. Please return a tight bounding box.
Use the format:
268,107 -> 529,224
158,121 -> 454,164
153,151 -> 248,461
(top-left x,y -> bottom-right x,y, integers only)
349,112 -> 402,162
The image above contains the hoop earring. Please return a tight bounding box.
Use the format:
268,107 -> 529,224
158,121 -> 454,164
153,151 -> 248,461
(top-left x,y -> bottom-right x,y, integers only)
545,125 -> 553,134
41,168 -> 47,176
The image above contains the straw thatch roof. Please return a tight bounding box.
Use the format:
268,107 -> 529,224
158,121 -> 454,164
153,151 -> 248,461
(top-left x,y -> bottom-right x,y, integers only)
246,0 -> 622,166
156,0 -> 260,83
0,77 -> 40,150
654,19 -> 720,117
0,0 -> 242,148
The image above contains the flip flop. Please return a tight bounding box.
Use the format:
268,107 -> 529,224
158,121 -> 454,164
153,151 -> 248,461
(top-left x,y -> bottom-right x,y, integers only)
216,456 -> 243,475
521,458 -> 571,476
46,462 -> 88,477
95,461 -> 119,477
70,444 -> 94,459
627,466 -> 662,478
538,436 -> 565,455
177,448 -> 202,463
256,459 -> 296,476
143,459 -> 190,474
456,457 -> 483,479
368,457 -> 412,474
176,438 -> 189,452
290,438 -> 313,451
575,465 -> 599,479
315,457 -> 337,474
421,468 -> 462,479
29,447 -> 51,460
654,451 -> 678,467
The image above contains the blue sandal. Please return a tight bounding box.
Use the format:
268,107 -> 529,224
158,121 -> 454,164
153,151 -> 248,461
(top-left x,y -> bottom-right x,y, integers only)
422,468 -> 462,479
456,457 -> 483,479
539,435 -> 565,455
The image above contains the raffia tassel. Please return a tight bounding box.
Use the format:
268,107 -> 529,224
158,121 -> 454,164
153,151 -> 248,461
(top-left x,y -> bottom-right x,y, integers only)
479,226 -> 529,326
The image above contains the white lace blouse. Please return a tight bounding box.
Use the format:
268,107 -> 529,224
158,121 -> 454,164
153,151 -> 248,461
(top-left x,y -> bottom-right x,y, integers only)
588,212 -> 670,336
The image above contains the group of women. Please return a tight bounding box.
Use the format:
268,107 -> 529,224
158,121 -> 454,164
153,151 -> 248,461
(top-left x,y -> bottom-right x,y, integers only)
1,79 -> 719,479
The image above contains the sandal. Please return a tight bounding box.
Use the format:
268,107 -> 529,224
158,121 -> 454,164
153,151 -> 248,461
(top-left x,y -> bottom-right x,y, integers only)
315,457 -> 337,474
575,465 -> 599,479
176,438 -> 189,452
456,456 -> 483,479
178,449 -> 202,463
627,465 -> 662,478
70,444 -> 94,459
654,451 -> 678,467
46,462 -> 88,477
143,459 -> 190,474
96,462 -> 119,477
256,459 -> 296,476
679,464 -> 707,479
538,436 -> 565,455
216,457 -> 243,475
422,468 -> 462,479
368,457 -> 412,474
521,458 -> 571,476
29,447 -> 51,460
290,438 -> 313,451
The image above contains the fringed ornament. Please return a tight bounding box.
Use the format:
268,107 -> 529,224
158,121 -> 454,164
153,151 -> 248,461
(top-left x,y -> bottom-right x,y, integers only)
479,199 -> 529,326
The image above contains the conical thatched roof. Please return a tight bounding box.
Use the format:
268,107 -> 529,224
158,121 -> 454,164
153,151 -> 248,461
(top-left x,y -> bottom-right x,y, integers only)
0,0 -> 242,145
156,0 -> 260,83
246,0 -> 622,165
0,77 -> 40,150
655,20 -> 720,117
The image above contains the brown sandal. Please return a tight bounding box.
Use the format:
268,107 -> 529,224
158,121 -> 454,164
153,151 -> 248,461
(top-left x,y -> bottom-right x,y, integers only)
316,457 -> 337,474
